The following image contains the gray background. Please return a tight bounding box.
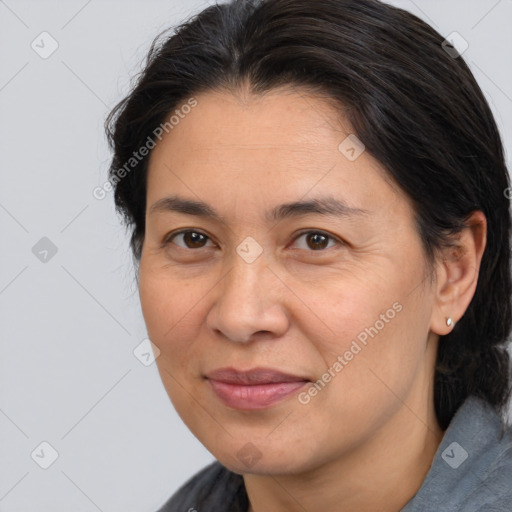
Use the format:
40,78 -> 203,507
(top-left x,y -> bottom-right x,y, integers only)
1,1 -> 511,511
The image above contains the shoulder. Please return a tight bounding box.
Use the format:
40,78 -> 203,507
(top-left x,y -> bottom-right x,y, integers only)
462,425 -> 512,512
403,396 -> 512,512
156,460 -> 248,512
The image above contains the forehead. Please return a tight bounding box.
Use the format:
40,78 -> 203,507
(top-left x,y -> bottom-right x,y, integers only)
170,86 -> 346,150
146,87 -> 405,218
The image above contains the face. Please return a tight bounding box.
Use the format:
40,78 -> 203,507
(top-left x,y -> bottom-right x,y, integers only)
138,86 -> 440,475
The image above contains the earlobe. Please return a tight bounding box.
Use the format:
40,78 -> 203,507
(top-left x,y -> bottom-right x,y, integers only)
430,211 -> 487,336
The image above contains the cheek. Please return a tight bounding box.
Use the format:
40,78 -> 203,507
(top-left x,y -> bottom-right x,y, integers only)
138,270 -> 203,360
296,274 -> 399,358
139,271 -> 208,414
299,270 -> 429,405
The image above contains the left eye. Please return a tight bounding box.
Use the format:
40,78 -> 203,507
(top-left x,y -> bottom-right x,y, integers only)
291,231 -> 339,251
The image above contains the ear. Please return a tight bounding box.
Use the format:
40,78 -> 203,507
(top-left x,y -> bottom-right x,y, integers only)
430,210 -> 487,336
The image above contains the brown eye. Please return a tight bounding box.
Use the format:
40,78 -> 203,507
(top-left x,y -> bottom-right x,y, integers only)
292,231 -> 340,251
165,230 -> 213,249
306,233 -> 329,250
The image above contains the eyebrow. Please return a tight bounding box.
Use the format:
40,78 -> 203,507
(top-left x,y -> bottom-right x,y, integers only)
149,194 -> 370,224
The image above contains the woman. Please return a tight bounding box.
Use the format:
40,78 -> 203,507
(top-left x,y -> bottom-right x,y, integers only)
105,0 -> 512,510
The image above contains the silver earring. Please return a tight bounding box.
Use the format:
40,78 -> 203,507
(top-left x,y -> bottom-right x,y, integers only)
446,317 -> 453,327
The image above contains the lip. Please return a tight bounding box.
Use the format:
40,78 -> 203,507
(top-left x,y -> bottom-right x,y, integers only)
205,367 -> 310,410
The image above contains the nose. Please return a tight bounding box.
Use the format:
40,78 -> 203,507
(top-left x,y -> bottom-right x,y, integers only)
206,251 -> 290,343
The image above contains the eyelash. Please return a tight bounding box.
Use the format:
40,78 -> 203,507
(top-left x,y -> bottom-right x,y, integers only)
161,229 -> 344,254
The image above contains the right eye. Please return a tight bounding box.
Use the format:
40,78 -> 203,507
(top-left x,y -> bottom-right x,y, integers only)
162,229 -> 216,250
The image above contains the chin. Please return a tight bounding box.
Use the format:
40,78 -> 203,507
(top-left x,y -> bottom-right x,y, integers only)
202,435 -> 315,476
219,453 -> 303,476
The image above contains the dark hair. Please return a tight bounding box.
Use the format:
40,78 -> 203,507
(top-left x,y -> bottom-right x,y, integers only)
105,0 -> 512,429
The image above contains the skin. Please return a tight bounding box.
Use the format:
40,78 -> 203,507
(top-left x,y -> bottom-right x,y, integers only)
138,85 -> 486,512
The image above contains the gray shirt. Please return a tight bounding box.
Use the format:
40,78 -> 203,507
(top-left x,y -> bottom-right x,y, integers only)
157,396 -> 512,511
